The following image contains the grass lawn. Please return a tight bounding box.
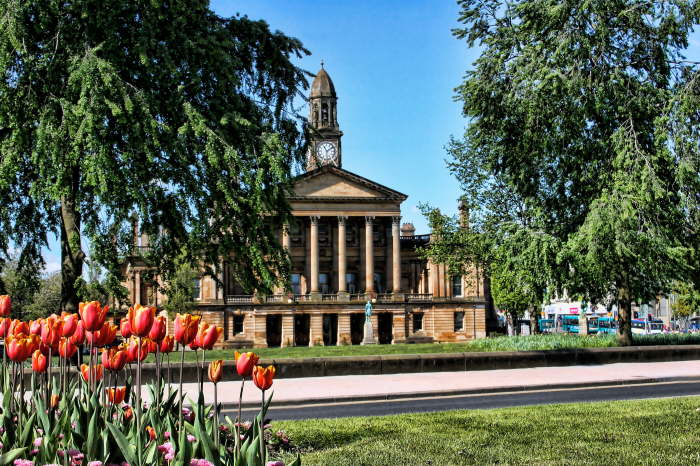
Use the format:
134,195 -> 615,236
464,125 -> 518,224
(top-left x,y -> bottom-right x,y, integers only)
273,397 -> 700,465
152,333 -> 700,363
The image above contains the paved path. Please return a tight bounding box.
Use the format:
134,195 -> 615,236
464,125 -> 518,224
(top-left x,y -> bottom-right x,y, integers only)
164,360 -> 700,407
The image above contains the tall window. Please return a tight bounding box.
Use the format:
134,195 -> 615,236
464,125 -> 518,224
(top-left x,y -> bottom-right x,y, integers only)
454,311 -> 465,331
346,273 -> 357,293
233,315 -> 245,335
291,273 -> 302,295
192,278 -> 201,300
452,276 -> 462,297
413,312 -> 424,332
319,273 -> 329,294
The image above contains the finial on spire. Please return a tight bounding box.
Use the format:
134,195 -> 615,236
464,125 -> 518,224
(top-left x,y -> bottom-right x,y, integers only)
320,59 -> 325,69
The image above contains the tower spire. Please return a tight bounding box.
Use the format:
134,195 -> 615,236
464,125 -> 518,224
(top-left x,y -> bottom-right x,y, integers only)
307,65 -> 343,171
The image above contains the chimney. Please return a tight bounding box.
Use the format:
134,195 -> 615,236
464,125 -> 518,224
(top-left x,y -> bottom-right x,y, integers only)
400,222 -> 415,237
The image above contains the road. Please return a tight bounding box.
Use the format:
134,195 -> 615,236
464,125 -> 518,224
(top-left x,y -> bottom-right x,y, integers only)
223,380 -> 700,421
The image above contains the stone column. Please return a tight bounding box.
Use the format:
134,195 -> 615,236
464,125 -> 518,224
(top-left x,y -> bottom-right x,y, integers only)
310,216 -> 320,297
281,315 -> 295,347
365,216 -> 375,295
134,271 -> 142,305
309,313 -> 324,346
253,314 -> 268,348
392,216 -> 402,297
337,216 -> 348,297
337,313 -> 351,345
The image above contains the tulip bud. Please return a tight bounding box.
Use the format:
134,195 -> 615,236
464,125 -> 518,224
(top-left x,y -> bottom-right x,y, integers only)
146,426 -> 156,441
31,350 -> 48,373
120,317 -> 132,339
160,335 -> 174,354
0,295 -> 10,317
0,318 -> 10,338
79,301 -> 109,332
60,313 -> 79,337
252,365 -> 276,391
107,386 -> 127,404
50,394 -> 60,410
148,315 -> 167,342
234,351 -> 259,378
58,338 -> 78,359
128,304 -> 156,337
208,359 -> 223,384
70,320 -> 86,346
174,314 -> 201,345
80,363 -> 103,383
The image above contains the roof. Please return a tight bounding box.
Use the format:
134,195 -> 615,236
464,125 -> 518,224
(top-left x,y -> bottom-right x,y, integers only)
310,67 -> 337,98
291,165 -> 407,202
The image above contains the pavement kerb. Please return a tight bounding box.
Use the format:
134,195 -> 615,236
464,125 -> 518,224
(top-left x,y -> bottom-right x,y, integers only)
222,375 -> 700,410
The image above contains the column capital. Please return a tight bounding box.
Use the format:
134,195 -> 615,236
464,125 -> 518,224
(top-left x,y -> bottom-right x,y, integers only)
337,215 -> 348,225
365,215 -> 375,225
310,215 -> 320,225
392,216 -> 402,226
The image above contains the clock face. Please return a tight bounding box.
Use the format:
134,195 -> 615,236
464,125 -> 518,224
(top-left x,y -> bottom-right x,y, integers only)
316,142 -> 337,164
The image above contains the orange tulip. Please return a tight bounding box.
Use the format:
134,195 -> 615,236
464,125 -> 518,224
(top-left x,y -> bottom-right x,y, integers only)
252,365 -> 275,391
102,346 -> 128,372
123,405 -> 133,421
80,363 -> 103,383
193,322 -> 223,350
146,425 -> 156,441
120,317 -> 132,339
31,349 -> 48,373
126,337 -> 149,362
173,313 -> 201,345
160,335 -> 174,353
127,304 -> 156,337
208,359 -> 224,383
0,295 -> 10,317
148,315 -> 167,342
6,335 -> 32,362
58,338 -> 78,359
234,351 -> 259,378
145,338 -> 157,354
70,320 -> 86,346
87,322 -> 118,347
0,318 -> 10,338
50,394 -> 60,409
9,319 -> 29,336
107,386 -> 127,404
60,313 -> 79,337
41,315 -> 62,347
79,301 -> 109,332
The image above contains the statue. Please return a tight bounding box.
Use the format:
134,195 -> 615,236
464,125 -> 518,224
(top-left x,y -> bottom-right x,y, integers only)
361,300 -> 377,345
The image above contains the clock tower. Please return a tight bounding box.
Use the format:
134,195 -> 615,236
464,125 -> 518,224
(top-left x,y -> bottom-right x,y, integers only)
307,63 -> 343,170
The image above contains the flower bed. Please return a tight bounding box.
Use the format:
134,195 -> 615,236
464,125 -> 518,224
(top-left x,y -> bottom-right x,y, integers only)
0,295 -> 297,466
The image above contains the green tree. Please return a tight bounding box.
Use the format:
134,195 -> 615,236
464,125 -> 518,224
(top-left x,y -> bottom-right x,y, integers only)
671,281 -> 700,329
162,258 -> 199,317
0,1 -> 309,313
23,271 -> 62,320
0,251 -> 43,319
453,0 -> 700,345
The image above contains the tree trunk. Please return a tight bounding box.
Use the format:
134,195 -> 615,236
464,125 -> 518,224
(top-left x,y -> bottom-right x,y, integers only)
60,170 -> 84,313
617,288 -> 633,346
509,310 -> 520,336
530,310 -> 541,335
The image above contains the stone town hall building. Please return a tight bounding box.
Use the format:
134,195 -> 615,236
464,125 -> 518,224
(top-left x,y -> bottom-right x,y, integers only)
122,67 -> 489,348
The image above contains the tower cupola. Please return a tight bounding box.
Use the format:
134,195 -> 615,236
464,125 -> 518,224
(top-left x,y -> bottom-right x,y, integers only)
307,62 -> 343,170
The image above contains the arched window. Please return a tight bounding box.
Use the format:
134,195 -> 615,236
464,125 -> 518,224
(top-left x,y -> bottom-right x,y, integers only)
321,103 -> 329,126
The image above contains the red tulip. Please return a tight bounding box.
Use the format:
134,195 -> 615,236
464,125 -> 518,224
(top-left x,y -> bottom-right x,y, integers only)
193,322 -> 223,350
6,335 -> 32,362
58,338 -> 78,359
123,406 -> 133,421
208,359 -> 223,383
252,365 -> 276,391
128,304 -> 156,337
60,313 -> 79,337
146,426 -> 156,441
102,346 -> 128,372
173,314 -> 201,345
148,315 -> 167,342
70,320 -> 86,346
29,319 -> 43,335
80,363 -> 103,383
107,386 -> 127,404
145,338 -> 157,354
0,318 -> 10,338
0,295 -> 10,317
31,349 -> 48,373
160,335 -> 174,353
234,351 -> 260,378
120,317 -> 132,339
79,301 -> 109,332
126,337 -> 149,362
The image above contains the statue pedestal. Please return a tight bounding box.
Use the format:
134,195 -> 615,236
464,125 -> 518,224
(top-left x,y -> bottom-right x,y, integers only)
361,320 -> 376,345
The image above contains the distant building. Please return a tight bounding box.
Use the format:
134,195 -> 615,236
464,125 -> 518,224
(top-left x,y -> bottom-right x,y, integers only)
121,66 -> 490,347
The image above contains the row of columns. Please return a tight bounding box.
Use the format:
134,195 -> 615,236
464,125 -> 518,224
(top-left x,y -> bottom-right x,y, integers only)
286,215 -> 402,295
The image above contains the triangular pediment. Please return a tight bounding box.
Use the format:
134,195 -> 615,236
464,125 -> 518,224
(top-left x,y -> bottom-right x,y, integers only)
291,166 -> 407,201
